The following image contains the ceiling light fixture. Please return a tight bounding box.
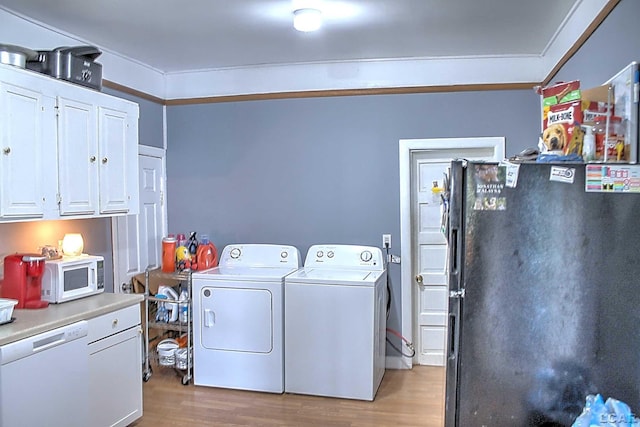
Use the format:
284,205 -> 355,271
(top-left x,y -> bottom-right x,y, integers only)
293,8 -> 322,32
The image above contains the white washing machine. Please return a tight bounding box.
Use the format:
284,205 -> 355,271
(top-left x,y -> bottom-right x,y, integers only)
192,244 -> 301,393
284,244 -> 387,401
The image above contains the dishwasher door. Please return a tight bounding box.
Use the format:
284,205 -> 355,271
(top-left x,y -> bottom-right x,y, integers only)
0,321 -> 89,427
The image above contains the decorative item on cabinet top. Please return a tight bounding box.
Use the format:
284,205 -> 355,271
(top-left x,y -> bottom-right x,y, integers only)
26,45 -> 103,91
0,44 -> 38,69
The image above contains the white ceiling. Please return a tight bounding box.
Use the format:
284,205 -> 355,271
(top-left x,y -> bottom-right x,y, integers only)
0,0 -> 612,99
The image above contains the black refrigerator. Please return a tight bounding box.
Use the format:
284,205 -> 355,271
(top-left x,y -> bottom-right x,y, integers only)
445,160 -> 640,426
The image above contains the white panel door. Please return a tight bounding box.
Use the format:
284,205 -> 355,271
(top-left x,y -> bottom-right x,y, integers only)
412,146 -> 500,366
138,155 -> 164,271
413,155 -> 450,366
113,151 -> 164,293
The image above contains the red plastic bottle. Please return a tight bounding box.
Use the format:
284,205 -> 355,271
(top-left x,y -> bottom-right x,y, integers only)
161,237 -> 176,272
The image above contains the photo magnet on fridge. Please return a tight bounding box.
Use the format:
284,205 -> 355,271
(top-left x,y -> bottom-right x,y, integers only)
470,164 -> 507,211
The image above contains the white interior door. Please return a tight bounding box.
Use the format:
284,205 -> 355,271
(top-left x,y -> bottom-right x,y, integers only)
412,154 -> 450,366
399,137 -> 505,369
112,147 -> 166,292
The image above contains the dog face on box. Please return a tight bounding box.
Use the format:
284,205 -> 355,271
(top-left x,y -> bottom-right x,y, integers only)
542,124 -> 567,152
541,101 -> 584,156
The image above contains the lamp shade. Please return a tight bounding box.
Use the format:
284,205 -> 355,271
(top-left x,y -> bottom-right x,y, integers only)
293,8 -> 322,32
62,233 -> 84,256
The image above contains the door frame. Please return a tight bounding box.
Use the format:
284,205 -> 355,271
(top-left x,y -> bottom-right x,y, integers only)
398,137 -> 505,368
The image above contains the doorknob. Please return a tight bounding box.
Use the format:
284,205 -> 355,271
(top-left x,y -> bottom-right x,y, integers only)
415,274 -> 423,284
121,282 -> 133,293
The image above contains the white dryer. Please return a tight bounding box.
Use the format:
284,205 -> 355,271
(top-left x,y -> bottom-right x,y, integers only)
284,244 -> 387,401
192,244 -> 301,393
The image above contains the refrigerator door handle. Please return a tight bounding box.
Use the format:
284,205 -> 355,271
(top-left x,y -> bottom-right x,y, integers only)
450,228 -> 459,275
448,312 -> 458,359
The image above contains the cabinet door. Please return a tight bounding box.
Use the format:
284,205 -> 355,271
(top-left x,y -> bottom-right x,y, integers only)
98,106 -> 130,213
88,326 -> 143,427
57,96 -> 99,215
0,82 -> 46,218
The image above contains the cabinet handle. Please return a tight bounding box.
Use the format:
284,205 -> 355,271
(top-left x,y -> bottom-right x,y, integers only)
112,318 -> 118,327
2,147 -> 10,155
90,156 -> 96,162
102,157 -> 108,164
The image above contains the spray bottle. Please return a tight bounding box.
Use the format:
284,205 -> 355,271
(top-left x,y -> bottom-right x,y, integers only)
582,125 -> 595,162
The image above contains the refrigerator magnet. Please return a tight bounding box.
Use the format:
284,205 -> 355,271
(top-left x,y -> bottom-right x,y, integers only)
549,166 -> 575,184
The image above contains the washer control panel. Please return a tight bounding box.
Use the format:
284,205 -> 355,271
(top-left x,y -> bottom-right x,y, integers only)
304,245 -> 384,270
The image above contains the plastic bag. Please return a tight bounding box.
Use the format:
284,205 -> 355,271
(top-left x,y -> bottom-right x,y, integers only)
572,394 -> 637,427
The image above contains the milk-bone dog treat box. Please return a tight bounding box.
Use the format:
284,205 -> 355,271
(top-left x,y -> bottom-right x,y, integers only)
539,81 -> 584,156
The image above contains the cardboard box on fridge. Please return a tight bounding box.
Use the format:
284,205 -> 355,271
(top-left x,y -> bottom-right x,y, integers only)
581,85 -> 614,124
540,81 -> 612,124
538,82 -> 614,157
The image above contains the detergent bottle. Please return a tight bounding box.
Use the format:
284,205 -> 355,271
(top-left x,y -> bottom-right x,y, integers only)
179,289 -> 189,323
196,234 -> 219,271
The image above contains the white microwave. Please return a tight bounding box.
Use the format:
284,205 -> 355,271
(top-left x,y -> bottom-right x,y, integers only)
42,255 -> 105,303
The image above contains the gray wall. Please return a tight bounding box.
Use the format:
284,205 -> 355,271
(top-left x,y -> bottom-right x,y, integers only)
164,0 -> 640,341
551,0 -> 639,87
166,89 -> 540,334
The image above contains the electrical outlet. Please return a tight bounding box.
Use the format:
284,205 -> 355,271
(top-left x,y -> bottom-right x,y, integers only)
382,234 -> 391,248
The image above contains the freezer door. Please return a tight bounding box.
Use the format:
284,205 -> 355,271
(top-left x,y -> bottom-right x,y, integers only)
449,162 -> 640,426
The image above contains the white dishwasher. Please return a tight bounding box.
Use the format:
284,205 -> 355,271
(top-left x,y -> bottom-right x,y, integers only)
0,321 -> 89,427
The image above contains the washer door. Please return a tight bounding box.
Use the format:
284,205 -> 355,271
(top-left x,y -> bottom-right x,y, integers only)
199,286 -> 273,353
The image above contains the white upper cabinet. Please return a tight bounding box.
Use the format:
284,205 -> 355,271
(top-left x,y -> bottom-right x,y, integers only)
57,96 -> 98,215
0,75 -> 57,219
98,105 -> 136,214
0,63 -> 139,222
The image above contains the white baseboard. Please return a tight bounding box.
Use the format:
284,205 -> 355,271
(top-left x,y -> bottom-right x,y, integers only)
385,355 -> 412,370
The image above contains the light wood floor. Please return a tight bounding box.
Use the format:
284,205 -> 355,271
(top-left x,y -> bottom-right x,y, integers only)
132,365 -> 445,426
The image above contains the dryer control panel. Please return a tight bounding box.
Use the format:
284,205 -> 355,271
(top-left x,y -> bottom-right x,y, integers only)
304,245 -> 384,270
219,244 -> 301,268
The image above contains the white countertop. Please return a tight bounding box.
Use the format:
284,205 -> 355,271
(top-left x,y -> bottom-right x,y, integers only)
0,293 -> 144,346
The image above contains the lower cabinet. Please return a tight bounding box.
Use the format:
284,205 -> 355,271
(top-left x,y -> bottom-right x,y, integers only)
88,304 -> 143,427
